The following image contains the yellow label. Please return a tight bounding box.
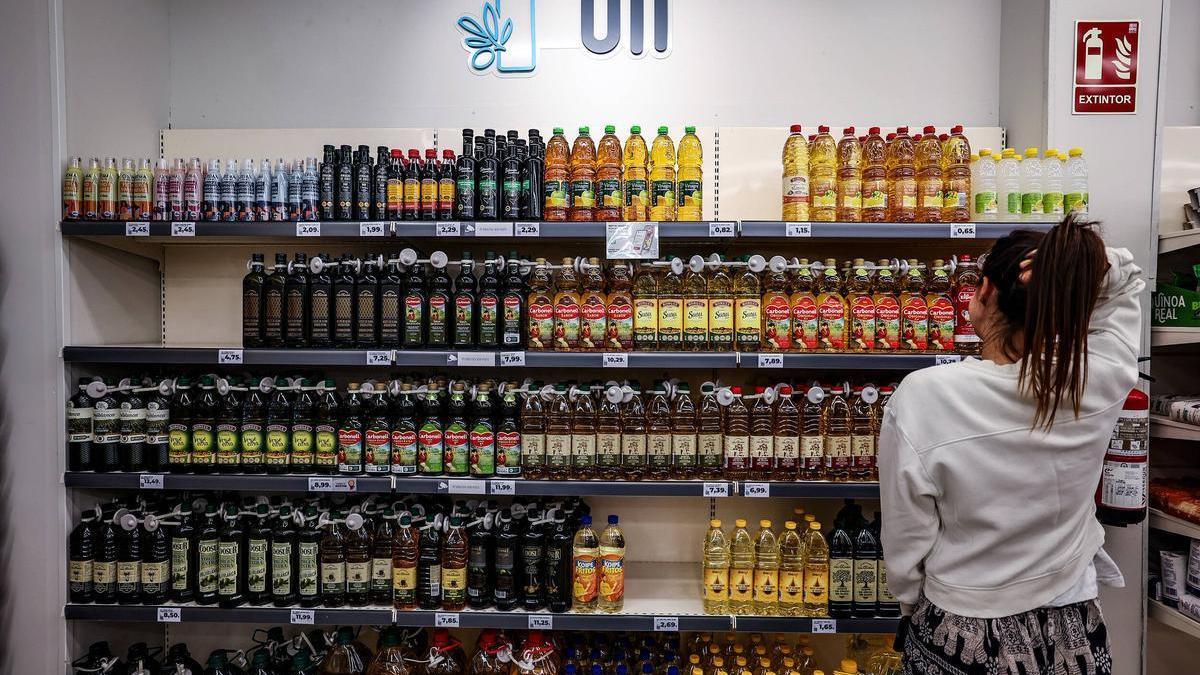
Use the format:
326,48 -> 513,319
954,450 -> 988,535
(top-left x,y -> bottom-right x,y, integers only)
730,567 -> 754,601
93,561 -> 115,584
852,435 -> 875,457
142,561 -> 168,585
780,570 -> 804,605
863,190 -> 887,209
658,298 -> 683,341
812,191 -> 837,208
829,558 -> 854,603
634,298 -> 657,334
803,564 -> 828,604
775,436 -> 799,460
736,298 -> 761,338
709,298 -> 734,336
600,548 -> 624,602
117,561 -> 140,585
750,435 -> 773,459
393,565 -> 416,592
753,569 -> 778,600
879,564 -> 897,602
441,566 -> 466,593
801,436 -> 823,459
70,560 -> 93,583
902,195 -> 917,209
546,434 -> 571,464
684,298 -> 708,336
704,567 -> 729,600
827,436 -> 851,457
725,436 -> 749,458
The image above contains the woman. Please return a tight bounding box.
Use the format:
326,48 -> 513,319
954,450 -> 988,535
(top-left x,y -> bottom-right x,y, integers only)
879,214 -> 1143,675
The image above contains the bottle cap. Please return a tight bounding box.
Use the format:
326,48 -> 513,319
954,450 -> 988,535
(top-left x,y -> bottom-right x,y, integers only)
1046,148 -> 1060,158
553,127 -> 564,135
784,521 -> 796,530
443,149 -> 455,159
939,134 -> 949,141
735,518 -> 747,527
979,148 -> 992,157
579,126 -> 590,134
840,661 -> 858,673
710,519 -> 722,528
631,125 -> 641,134
608,515 -> 618,525
952,124 -> 964,133
581,515 -> 592,525
1069,147 -> 1084,157
897,126 -> 909,134
810,521 -> 821,530
425,148 -> 436,158
1025,147 -> 1039,157
842,126 -> 855,135
759,519 -> 771,528
1002,148 -> 1016,158
790,124 -> 802,133
923,125 -> 936,134
867,126 -> 880,135
779,385 -> 793,395
603,124 -> 616,134
818,125 -> 829,133
658,126 -> 669,134
685,125 -> 696,133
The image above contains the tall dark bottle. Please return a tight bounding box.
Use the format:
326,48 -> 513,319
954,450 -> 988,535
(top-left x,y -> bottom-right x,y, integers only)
217,505 -> 246,608
520,507 -> 546,611
319,510 -> 346,608
270,505 -> 298,607
243,253 -> 266,348
525,132 -> 545,219
263,253 -> 288,348
118,382 -> 147,472
335,145 -> 353,220
390,383 -> 419,475
467,506 -> 493,609
195,504 -> 221,605
68,509 -> 97,603
308,254 -> 334,348
355,145 -> 373,220
852,512 -> 880,618
402,262 -> 428,348
501,258 -> 526,347
290,380 -> 317,474
373,146 -> 390,220
140,512 -> 170,605
319,144 -> 336,220
492,508 -> 519,610
370,508 -> 396,604
452,252 -> 477,348
239,378 -> 267,474
246,504 -> 272,606
169,502 -> 197,603
67,378 -> 94,471
379,256 -> 403,347
477,130 -> 501,220
355,255 -> 381,348
477,255 -> 501,348
114,513 -> 143,602
167,378 -> 194,472
297,506 -> 322,608
546,509 -> 573,612
417,512 -> 442,610
190,376 -> 220,473
427,261 -> 452,347
364,390 -> 392,476
332,255 -> 358,347
421,148 -> 440,220
91,379 -> 121,472
439,150 -> 457,220
454,131 -> 477,220
314,379 -> 340,474
501,141 -> 522,219
285,252 -> 310,348
144,381 -> 171,471
215,377 -> 243,472
827,516 -> 855,619
338,384 -> 365,474
265,379 -> 292,474
403,150 -> 422,221
92,507 -> 118,603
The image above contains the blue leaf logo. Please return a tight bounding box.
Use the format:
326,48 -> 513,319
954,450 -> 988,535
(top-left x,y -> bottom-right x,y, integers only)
457,0 -> 535,74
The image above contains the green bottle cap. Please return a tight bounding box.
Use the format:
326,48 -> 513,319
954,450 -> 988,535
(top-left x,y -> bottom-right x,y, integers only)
553,127 -> 564,135
631,125 -> 641,134
579,126 -> 590,134
658,126 -> 669,135
605,125 -> 616,134
685,126 -> 696,133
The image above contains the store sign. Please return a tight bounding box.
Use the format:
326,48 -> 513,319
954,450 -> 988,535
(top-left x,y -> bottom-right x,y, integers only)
1073,20 -> 1139,114
457,0 -> 670,76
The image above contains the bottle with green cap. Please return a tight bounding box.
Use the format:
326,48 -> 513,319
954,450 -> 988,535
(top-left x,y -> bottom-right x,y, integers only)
545,127 -> 571,220
569,126 -> 597,221
624,126 -> 650,221
677,126 -> 703,221
596,125 -> 624,221
650,126 -> 677,221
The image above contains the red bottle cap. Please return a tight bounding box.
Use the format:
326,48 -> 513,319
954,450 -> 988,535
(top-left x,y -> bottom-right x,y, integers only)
391,149 -> 402,158
754,386 -> 766,394
858,136 -> 866,143
731,386 -> 743,395
425,148 -> 437,159
779,385 -> 793,395
818,125 -> 830,133
897,126 -> 909,134
869,126 -> 881,135
886,134 -> 896,141
939,134 -> 949,142
443,149 -> 456,159
843,126 -> 855,136
408,149 -> 420,158
952,124 -> 964,134
808,135 -> 816,143
790,124 -> 802,133
923,125 -> 936,134
914,135 -> 923,142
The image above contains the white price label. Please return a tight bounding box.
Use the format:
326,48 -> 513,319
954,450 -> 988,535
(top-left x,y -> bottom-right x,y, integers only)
125,222 -> 150,237
785,222 -> 812,237
359,221 -> 387,237
757,354 -> 784,369
456,352 -> 497,367
435,613 -> 460,628
170,221 -> 196,237
218,349 -> 244,365
447,479 -> 487,495
490,480 -> 516,496
528,614 -> 554,630
475,221 -> 514,237
606,221 -> 660,259
308,477 -> 357,492
708,221 -> 736,237
653,616 -> 680,632
603,353 -> 629,368
950,223 -> 976,239
156,607 -> 182,623
811,618 -> 837,633
935,355 -> 963,365
366,350 -> 393,365
139,474 -> 165,490
290,609 -> 315,625
500,351 -> 526,367
744,482 -> 770,498
702,482 -> 730,498
296,221 -> 321,237
515,221 -> 541,237
436,222 -> 461,237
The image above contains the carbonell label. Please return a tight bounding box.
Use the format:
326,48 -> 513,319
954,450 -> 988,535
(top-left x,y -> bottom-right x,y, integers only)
874,296 -> 900,350
927,296 -> 956,351
818,296 -> 847,351
763,296 -> 791,350
849,296 -> 876,351
791,296 -> 818,350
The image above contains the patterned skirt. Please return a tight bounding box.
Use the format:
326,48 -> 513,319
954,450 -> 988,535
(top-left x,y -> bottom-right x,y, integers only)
901,596 -> 1113,675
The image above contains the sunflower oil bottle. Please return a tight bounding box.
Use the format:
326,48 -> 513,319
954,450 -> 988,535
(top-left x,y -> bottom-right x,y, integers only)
861,127 -> 887,222
623,126 -> 650,221
998,148 -> 1022,221
789,261 -> 818,352
915,126 -> 943,222
809,126 -> 838,222
650,127 -> 678,221
752,520 -> 779,615
898,260 -> 928,352
678,126 -> 703,221
702,519 -> 731,615
801,521 -> 829,617
734,258 -> 763,352
943,125 -> 972,222
846,261 -> 874,352
836,128 -> 862,222
544,128 -> 571,221
781,126 -> 810,221
709,258 -> 735,351
596,125 -> 624,222
683,258 -> 710,351
599,515 -> 625,613
729,518 -> 755,615
570,127 -> 597,221
925,260 -> 954,353
776,520 -> 805,618
886,127 -> 917,222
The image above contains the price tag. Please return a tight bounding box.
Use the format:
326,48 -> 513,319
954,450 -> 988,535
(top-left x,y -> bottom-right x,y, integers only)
308,477 -> 357,492
359,221 -> 387,237
156,607 -> 182,623
436,222 -> 461,237
139,474 -> 165,490
935,354 -> 963,365
653,616 -> 680,632
447,479 -> 487,495
125,222 -> 150,237
744,482 -> 770,498
296,221 -> 321,237
435,613 -> 460,628
603,353 -> 629,368
475,222 -> 514,237
366,350 -> 393,365
452,352 -> 497,367
606,221 -> 660,259
290,609 -> 315,625
757,354 -> 784,369
785,222 -> 812,237
515,221 -> 541,237
500,351 -> 526,367
950,223 -> 976,239
708,221 -> 736,237
170,221 -> 196,237
490,480 -> 516,496
218,349 -> 244,365
811,618 -> 837,633
528,614 -> 554,630
702,482 -> 730,498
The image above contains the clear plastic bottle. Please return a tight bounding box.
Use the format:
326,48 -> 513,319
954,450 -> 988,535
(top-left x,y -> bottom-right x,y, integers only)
702,519 -> 730,615
1064,147 -> 1089,215
724,387 -> 750,480
650,127 -> 678,221
623,126 -> 650,221
824,386 -> 851,482
596,126 -> 624,222
972,149 -> 998,221
671,383 -> 698,479
886,127 -> 917,222
599,515 -> 625,613
860,127 -> 887,222
943,125 -> 972,222
836,128 -> 862,222
1042,148 -> 1065,218
774,386 -> 799,480
573,515 -> 600,613
544,128 -> 571,221
849,387 -> 878,481
1020,147 -> 1045,221
729,519 -> 755,615
915,126 -> 943,222
570,127 -> 598,221
677,126 -> 704,221
781,125 -> 810,222
748,387 -> 775,481
753,520 -> 780,616
778,521 -> 804,617
801,522 -> 828,617
809,126 -> 838,222
798,386 -> 825,481
997,148 -> 1022,221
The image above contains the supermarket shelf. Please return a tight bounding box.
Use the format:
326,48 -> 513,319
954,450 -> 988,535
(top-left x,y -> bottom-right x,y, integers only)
394,220 -> 722,239
64,472 -> 393,493
1159,228 -> 1200,255
62,346 -> 394,366
735,616 -> 901,633
1152,327 -> 1200,349
738,220 -> 1057,239
1149,509 -> 1200,539
739,481 -> 880,499
64,604 -> 391,624
61,220 -> 383,239
392,477 -> 739,497
1148,599 -> 1200,640
738,352 -> 954,370
1151,414 -> 1200,441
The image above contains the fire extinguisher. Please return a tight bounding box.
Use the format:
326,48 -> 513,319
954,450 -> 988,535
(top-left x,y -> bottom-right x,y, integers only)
1096,386 -> 1149,526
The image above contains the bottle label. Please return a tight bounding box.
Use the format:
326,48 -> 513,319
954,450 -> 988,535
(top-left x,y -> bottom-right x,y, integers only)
818,295 -> 847,351
1021,192 -> 1044,215
271,542 -> 292,594
633,298 -> 658,344
776,436 -> 799,470
404,179 -> 421,213
425,564 -> 442,598
347,561 -> 370,596
863,179 -> 887,210
1044,191 -> 1064,215
298,542 -> 318,596
849,295 -> 876,351
709,297 -> 735,345
439,178 -> 456,213
266,423 -> 290,466
216,423 -> 239,463
919,186 -> 942,211
812,184 -> 838,209
311,290 -> 330,340
571,179 -> 596,209
391,428 -> 418,473
218,541 -> 239,595
754,569 -> 779,601
421,179 -> 438,211
315,424 -> 338,467
119,406 -> 147,444
292,423 -> 315,466
403,295 -> 424,344
1065,192 -> 1089,214
67,406 -> 93,442
142,561 -> 168,589
597,432 -> 621,468
683,297 -> 709,345
598,177 -> 623,208
553,299 -> 581,348
678,179 -> 702,212
339,428 -> 364,473
572,434 -> 597,468
852,436 -> 875,468
496,430 -> 522,475
191,422 -> 216,464
839,180 -> 863,210
786,295 -> 817,350
854,559 -> 878,604
454,295 -> 474,344
581,296 -> 608,350
735,298 -> 761,346
502,294 -> 523,344
927,294 -> 956,351
546,434 -> 571,469
879,565 -> 897,603
528,300 -> 555,350
621,434 -> 647,467
672,433 -> 698,468
704,567 -> 728,601
171,538 -> 190,590
763,295 -> 792,350
365,428 -> 392,474
91,406 -> 120,444
625,178 -> 648,209
333,289 -> 353,340
479,294 -> 500,345
545,179 -> 569,209
829,558 -> 854,603
70,560 -> 93,586
167,423 -> 190,465
573,553 -> 598,603
826,436 -> 852,469
146,406 -> 169,444
954,284 -> 978,343
421,427 -> 445,472
117,561 -> 139,595
470,429 -> 496,475
428,295 -> 449,345
730,567 -> 754,602
725,435 -> 749,459
657,298 -> 683,344
393,565 -> 416,602
1101,460 -> 1148,509
444,424 -> 469,474
647,433 -> 672,468
750,435 -> 774,471
371,557 -> 392,593
651,179 -> 675,210
975,191 -> 998,215
801,435 -> 823,471
93,561 -> 116,587
874,294 -> 900,351
606,300 -> 634,349
523,433 -> 545,470
698,433 -> 723,468
783,174 -> 810,200
600,547 -> 625,602
248,539 -> 268,593
900,296 -> 929,351
780,569 -> 804,606
321,562 -> 345,593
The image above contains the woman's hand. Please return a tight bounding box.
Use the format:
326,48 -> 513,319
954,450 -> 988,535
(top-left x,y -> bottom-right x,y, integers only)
1018,249 -> 1037,286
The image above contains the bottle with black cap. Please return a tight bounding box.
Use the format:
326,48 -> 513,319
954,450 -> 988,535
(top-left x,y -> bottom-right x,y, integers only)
455,130 -> 477,219
319,144 -> 336,219
336,145 -> 353,220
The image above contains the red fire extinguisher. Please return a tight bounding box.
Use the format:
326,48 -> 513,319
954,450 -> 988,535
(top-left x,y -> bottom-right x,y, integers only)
1096,387 -> 1149,526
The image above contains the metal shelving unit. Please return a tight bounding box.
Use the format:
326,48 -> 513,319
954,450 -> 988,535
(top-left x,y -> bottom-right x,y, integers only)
63,472 -> 393,493
738,220 -> 1057,239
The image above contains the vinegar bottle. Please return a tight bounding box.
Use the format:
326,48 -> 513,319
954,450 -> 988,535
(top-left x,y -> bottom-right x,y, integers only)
702,519 -> 730,615
781,125 -> 810,222
697,384 -> 725,479
570,127 -> 597,221
872,260 -> 900,352
621,385 -> 648,480
623,126 -> 650,221
728,519 -> 755,615
571,384 -> 597,480
753,520 -> 779,616
925,260 -> 955,353
915,125 -> 944,222
845,261 -> 875,352
632,264 -> 659,350
789,261 -> 818,352
553,258 -> 582,351
778,522 -> 804,617
646,383 -> 673,480
671,383 -> 698,479
861,127 -> 887,222
849,386 -> 878,481
836,127 -> 862,222
801,522 -> 829,617
723,387 -> 750,480
580,258 -> 608,352
809,126 -> 838,222
816,260 -> 847,352
677,126 -> 703,221
774,386 -> 799,480
650,126 -> 678,221
899,260 -> 929,351
824,387 -> 851,482
749,387 -> 775,481
544,128 -> 570,221
887,127 -> 917,222
596,125 -> 624,221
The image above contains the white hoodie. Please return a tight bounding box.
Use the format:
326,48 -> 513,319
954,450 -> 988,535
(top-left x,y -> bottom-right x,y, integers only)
879,247 -> 1143,618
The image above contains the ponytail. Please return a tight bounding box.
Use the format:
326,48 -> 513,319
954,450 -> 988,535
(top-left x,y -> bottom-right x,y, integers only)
982,213 -> 1108,429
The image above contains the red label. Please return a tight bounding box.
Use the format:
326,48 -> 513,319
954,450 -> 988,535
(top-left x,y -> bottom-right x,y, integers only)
555,302 -> 580,320
819,296 -> 845,320
1073,21 -> 1139,113
366,429 -> 390,446
791,296 -> 818,350
901,299 -> 928,321
875,297 -> 900,321
850,296 -> 875,321
418,429 -> 442,446
581,301 -> 607,320
338,429 -> 362,446
430,297 -> 446,309
764,297 -> 791,321
954,286 -> 977,337
405,296 -> 422,308
928,298 -> 955,323
497,431 -> 521,448
607,302 -> 633,320
470,431 -> 495,447
481,296 -> 498,309
528,302 -> 554,320
456,296 -> 473,308
444,430 -> 469,447
392,430 -> 417,446
503,296 -> 519,309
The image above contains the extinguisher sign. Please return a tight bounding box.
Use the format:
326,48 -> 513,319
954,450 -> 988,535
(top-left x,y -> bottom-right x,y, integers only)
1074,20 -> 1139,114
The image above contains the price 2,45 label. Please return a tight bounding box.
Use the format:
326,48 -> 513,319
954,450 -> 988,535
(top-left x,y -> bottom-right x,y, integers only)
170,222 -> 196,237
125,222 -> 150,237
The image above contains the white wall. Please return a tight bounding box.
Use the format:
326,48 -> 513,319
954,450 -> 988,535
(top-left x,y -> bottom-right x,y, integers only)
999,0 -> 1048,149
1164,0 -> 1200,126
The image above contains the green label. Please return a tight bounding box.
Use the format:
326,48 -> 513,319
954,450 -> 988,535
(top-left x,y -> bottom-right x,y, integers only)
1006,192 -> 1021,215
624,178 -> 648,207
678,179 -> 702,210
470,424 -> 495,476
190,424 -> 214,453
454,297 -> 474,344
403,295 -> 424,343
428,296 -> 448,344
247,539 -> 268,593
291,424 -> 315,462
1044,191 -> 1064,215
1021,192 -> 1044,215
216,424 -> 239,463
265,424 -> 289,465
570,179 -> 596,209
168,424 -> 190,464
171,538 -> 190,590
974,191 -> 998,215
298,542 -> 319,596
545,179 -> 569,209
198,539 -> 219,594
315,425 -> 338,466
218,542 -> 240,595
1065,192 -> 1088,213
419,424 -> 443,473
272,542 -> 292,594
651,179 -> 675,208
597,178 -> 622,208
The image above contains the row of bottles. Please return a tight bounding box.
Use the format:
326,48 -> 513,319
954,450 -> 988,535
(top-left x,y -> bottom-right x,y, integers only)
782,125 -> 971,223
970,146 -> 1090,222
701,502 -> 898,619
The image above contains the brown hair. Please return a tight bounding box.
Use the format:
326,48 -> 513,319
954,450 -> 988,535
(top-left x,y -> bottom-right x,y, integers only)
981,213 -> 1108,429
